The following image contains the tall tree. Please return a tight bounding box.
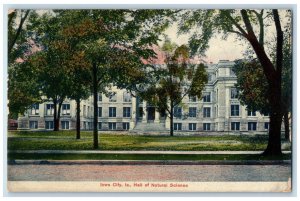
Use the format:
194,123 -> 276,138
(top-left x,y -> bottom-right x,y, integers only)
139,41 -> 208,136
179,9 -> 290,156
54,11 -> 92,139
25,12 -> 73,131
65,51 -> 91,139
56,10 -> 171,148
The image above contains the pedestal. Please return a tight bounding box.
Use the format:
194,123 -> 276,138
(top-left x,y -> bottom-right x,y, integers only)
154,109 -> 160,123
130,97 -> 136,130
142,101 -> 147,123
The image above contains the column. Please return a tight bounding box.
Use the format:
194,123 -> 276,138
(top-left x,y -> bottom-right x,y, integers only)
130,97 -> 136,130
165,115 -> 170,129
142,101 -> 147,123
154,109 -> 160,123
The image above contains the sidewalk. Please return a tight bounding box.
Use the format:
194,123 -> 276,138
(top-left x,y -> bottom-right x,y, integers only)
8,150 -> 291,155
9,159 -> 291,166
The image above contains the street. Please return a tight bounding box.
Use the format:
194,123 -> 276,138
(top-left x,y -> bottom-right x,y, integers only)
8,163 -> 291,182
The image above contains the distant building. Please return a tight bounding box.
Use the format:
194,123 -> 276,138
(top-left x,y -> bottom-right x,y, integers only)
17,60 -> 270,134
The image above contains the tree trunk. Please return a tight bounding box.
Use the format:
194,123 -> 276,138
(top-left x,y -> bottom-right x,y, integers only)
263,81 -> 282,156
263,10 -> 283,156
92,62 -> 99,149
76,99 -> 81,140
53,100 -> 59,131
170,101 -> 174,136
284,112 -> 290,141
54,100 -> 63,131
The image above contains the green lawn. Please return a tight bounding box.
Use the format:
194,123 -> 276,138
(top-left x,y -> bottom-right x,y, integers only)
7,130 -> 291,151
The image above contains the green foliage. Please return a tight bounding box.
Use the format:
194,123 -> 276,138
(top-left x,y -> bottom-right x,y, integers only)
232,59 -> 270,114
8,61 -> 41,118
139,42 -> 208,125
177,10 -> 215,56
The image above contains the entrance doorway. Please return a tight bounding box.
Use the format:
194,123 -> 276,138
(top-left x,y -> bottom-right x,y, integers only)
147,107 -> 155,122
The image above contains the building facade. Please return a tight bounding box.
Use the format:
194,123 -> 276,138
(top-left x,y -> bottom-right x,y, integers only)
18,60 -> 270,134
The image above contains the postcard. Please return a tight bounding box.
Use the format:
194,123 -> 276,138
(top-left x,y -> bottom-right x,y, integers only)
6,6 -> 293,193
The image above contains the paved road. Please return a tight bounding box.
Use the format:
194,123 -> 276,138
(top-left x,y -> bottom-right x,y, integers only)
8,163 -> 291,182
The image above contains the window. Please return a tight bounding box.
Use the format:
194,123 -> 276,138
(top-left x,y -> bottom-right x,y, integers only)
203,92 -> 211,102
123,107 -> 131,117
88,122 -> 93,130
123,92 -> 132,102
109,122 -> 116,130
123,122 -> 130,130
189,95 -> 197,102
231,105 -> 240,116
109,107 -> 116,117
264,122 -> 270,130
31,104 -> 39,115
203,107 -> 211,118
189,107 -> 197,117
247,110 -> 256,116
174,123 -> 182,131
98,122 -> 102,130
98,93 -> 102,102
248,122 -> 257,131
62,104 -> 70,115
109,94 -> 117,102
61,121 -> 69,130
231,122 -> 240,131
46,104 -> 54,115
174,107 -> 182,118
87,106 -> 90,117
29,121 -> 38,129
98,107 -> 102,117
45,121 -> 54,130
231,88 -> 239,99
189,123 -> 197,131
203,123 -> 211,131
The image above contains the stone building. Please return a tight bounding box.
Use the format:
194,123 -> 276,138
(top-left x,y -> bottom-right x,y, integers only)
17,59 -> 270,134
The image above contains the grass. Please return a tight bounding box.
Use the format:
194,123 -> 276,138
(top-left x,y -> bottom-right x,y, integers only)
8,153 -> 291,161
7,130 -> 291,151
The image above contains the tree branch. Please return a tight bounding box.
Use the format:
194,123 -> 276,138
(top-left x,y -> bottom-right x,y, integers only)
241,9 -> 257,39
227,29 -> 245,37
240,9 -> 277,83
272,9 -> 283,74
251,9 -> 265,46
8,10 -> 30,54
224,11 -> 248,37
